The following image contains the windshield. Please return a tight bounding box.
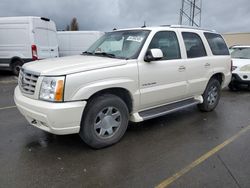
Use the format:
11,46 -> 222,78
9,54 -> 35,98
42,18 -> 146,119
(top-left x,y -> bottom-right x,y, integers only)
85,30 -> 150,59
230,47 -> 250,59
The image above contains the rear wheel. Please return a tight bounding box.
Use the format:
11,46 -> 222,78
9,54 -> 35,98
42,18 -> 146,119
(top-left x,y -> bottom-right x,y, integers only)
79,94 -> 129,149
11,60 -> 23,76
198,79 -> 221,112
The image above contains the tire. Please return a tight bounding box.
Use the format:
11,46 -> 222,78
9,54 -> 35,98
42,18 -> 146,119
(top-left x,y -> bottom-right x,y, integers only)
79,94 -> 129,149
198,79 -> 221,112
11,60 -> 23,76
228,82 -> 240,91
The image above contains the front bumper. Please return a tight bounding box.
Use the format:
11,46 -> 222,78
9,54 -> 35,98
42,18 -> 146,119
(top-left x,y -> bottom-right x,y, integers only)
14,86 -> 86,135
231,73 -> 250,85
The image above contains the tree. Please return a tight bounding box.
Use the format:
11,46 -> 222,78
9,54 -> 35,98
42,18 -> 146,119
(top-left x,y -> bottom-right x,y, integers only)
70,17 -> 79,31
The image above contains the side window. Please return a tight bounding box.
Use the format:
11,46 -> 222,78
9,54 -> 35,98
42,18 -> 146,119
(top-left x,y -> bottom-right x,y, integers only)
148,31 -> 181,60
204,32 -> 230,55
182,32 -> 207,58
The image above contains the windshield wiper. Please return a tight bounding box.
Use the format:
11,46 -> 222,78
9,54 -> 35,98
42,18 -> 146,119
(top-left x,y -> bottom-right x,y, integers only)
94,52 -> 116,58
82,51 -> 94,55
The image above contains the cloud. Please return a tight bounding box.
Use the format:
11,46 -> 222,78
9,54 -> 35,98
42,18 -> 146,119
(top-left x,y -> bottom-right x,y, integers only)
0,0 -> 249,33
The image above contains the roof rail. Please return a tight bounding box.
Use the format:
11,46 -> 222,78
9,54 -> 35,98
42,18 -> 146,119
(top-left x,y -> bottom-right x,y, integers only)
160,24 -> 216,32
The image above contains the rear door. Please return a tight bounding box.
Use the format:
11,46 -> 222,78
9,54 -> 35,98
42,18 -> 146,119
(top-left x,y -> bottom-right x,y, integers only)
33,18 -> 58,59
33,27 -> 50,59
48,29 -> 59,58
181,31 -> 212,96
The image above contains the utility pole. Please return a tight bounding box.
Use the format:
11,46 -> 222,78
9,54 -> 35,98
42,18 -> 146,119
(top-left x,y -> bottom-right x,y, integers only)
179,0 -> 202,27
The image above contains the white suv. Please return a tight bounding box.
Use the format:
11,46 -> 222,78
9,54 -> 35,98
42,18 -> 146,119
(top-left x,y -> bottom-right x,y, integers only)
229,45 -> 250,90
14,26 -> 231,148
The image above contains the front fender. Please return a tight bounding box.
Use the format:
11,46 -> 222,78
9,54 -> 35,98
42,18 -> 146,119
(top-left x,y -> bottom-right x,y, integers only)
69,78 -> 138,101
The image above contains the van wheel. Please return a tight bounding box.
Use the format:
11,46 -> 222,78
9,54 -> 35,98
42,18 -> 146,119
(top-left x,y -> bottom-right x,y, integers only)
198,79 -> 221,112
79,94 -> 129,149
11,60 -> 23,76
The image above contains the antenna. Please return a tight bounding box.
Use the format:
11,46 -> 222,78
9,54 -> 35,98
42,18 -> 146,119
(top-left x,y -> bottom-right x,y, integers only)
179,0 -> 202,27
141,21 -> 146,28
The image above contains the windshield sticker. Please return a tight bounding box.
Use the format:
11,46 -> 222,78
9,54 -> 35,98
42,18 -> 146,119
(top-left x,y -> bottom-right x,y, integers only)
126,36 -> 144,43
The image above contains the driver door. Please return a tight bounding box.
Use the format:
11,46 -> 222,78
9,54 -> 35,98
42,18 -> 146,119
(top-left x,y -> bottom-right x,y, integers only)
138,31 -> 188,110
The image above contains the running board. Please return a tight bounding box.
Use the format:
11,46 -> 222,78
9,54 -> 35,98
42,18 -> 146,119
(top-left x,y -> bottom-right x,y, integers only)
139,98 -> 201,121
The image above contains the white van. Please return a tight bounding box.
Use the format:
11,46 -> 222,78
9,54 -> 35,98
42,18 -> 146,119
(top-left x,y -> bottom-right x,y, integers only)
57,31 -> 104,57
0,16 -> 59,75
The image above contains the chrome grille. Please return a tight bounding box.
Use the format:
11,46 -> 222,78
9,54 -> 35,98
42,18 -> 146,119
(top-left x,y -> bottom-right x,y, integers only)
19,69 -> 39,95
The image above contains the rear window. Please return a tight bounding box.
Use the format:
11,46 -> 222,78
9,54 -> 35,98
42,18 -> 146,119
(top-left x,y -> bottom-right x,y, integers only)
204,33 -> 229,55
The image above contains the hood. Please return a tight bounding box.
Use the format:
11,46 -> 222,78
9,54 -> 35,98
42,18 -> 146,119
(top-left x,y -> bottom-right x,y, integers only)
232,58 -> 250,68
22,55 -> 127,76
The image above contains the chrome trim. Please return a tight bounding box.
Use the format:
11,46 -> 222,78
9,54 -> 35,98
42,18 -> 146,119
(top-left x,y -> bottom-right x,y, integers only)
19,69 -> 40,95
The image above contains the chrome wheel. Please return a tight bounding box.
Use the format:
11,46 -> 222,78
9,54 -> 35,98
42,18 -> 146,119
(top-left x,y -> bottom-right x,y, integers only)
207,85 -> 218,106
94,107 -> 121,139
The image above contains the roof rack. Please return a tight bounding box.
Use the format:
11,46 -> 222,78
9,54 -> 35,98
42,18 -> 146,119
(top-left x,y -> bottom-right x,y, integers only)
160,24 -> 216,32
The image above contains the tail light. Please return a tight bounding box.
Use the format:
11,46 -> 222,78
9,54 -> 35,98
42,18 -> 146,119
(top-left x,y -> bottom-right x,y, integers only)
31,45 -> 38,60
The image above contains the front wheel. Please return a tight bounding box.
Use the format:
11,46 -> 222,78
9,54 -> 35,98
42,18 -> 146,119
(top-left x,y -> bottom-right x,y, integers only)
198,79 -> 221,112
79,94 -> 129,149
228,82 -> 240,91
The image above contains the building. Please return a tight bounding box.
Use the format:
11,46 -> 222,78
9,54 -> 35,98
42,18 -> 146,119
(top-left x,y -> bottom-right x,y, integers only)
222,33 -> 250,47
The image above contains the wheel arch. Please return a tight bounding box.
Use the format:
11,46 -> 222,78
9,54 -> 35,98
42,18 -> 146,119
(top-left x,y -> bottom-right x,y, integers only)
210,72 -> 225,86
10,56 -> 23,67
86,87 -> 134,114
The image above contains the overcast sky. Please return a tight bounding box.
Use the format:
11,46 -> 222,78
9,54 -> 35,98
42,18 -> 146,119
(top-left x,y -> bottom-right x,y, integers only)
0,0 -> 249,33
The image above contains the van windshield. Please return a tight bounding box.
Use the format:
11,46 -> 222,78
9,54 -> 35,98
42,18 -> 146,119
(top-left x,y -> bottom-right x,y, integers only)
84,30 -> 150,59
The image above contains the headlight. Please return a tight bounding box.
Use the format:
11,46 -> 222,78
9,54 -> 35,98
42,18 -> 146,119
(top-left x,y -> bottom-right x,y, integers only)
39,76 -> 65,102
240,64 -> 250,72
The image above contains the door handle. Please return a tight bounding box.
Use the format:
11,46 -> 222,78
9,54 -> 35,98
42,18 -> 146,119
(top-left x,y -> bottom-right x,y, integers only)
51,49 -> 54,52
178,66 -> 186,72
205,63 -> 210,68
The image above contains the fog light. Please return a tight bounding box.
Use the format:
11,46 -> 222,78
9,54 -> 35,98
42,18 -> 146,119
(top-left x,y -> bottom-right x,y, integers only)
31,119 -> 37,125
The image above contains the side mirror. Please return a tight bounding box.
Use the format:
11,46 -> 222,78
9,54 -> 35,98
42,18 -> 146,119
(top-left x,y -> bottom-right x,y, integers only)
144,48 -> 163,62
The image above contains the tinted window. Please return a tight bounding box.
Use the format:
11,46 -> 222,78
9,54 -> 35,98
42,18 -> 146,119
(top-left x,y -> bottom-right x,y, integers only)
204,33 -> 229,55
148,31 -> 181,60
182,32 -> 207,58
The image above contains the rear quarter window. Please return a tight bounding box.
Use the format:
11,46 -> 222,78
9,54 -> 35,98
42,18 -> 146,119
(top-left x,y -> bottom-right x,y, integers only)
204,32 -> 229,55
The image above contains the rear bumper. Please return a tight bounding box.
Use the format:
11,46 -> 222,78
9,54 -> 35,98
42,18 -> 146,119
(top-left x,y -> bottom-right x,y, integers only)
14,86 -> 86,135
